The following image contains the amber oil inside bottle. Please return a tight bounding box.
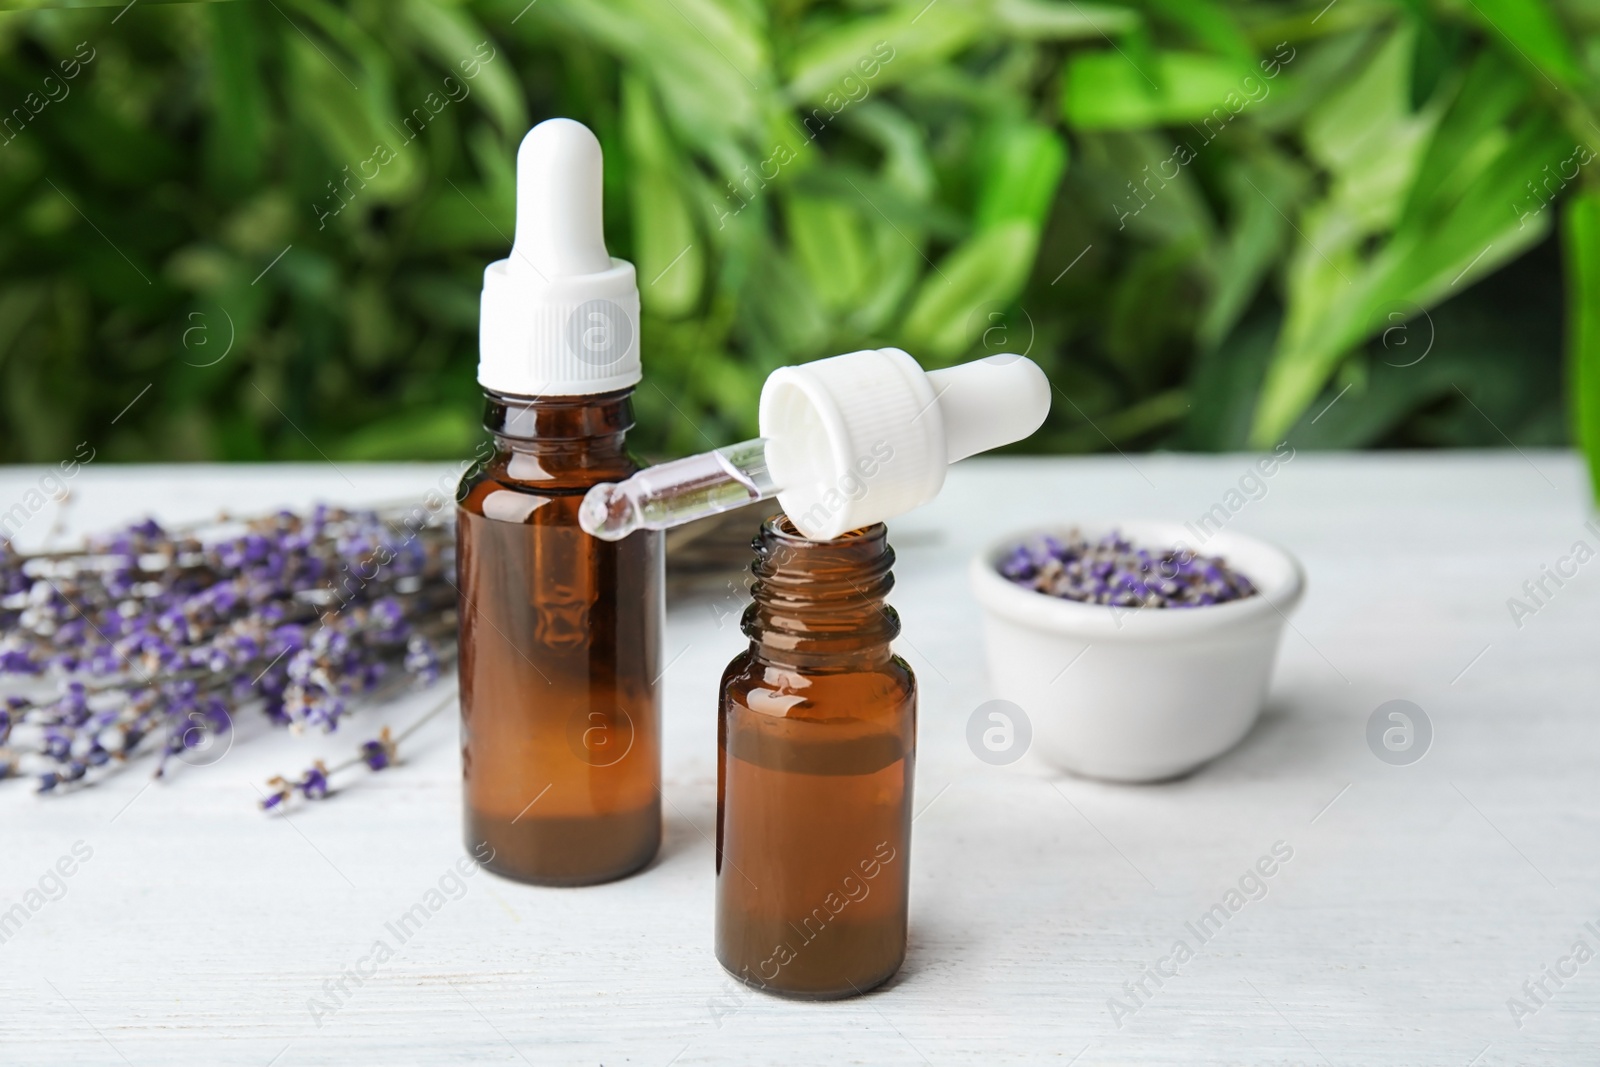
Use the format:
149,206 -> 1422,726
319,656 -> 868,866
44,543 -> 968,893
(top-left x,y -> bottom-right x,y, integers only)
716,515 -> 916,998
457,389 -> 662,885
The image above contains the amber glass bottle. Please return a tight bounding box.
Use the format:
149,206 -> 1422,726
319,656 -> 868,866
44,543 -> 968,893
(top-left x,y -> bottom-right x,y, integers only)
457,389 -> 662,885
716,516 -> 916,998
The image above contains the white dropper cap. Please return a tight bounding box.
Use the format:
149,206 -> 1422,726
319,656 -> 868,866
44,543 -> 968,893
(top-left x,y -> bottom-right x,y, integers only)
761,349 -> 1051,539
478,118 -> 641,397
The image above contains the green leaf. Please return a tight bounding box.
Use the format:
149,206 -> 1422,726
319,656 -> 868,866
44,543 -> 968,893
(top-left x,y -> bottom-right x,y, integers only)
1300,23 -> 1434,232
787,3 -> 985,103
410,176 -> 514,252
1462,0 -> 1583,89
784,194 -> 872,313
1199,153 -> 1298,351
402,0 -> 526,136
1178,310 -> 1277,450
1397,48 -> 1527,227
623,76 -> 703,318
1075,130 -> 1216,249
735,238 -> 829,363
1565,185 -> 1600,502
1137,0 -> 1253,62
976,119 -> 1067,230
791,167 -> 965,239
899,220 -> 1038,361
282,34 -> 421,202
841,100 -> 936,202
205,2 -> 268,188
852,218 -> 923,335
992,0 -> 1138,40
1249,29 -> 1375,134
1062,49 -> 1255,129
540,0 -> 770,143
1105,239 -> 1203,377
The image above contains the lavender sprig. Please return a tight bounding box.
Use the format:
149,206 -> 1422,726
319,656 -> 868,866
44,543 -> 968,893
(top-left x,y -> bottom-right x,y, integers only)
999,529 -> 1256,608
0,504 -> 456,793
260,690 -> 455,812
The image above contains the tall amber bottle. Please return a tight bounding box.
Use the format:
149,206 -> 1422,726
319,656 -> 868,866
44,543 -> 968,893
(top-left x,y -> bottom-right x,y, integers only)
716,516 -> 916,998
457,390 -> 662,884
457,118 -> 659,884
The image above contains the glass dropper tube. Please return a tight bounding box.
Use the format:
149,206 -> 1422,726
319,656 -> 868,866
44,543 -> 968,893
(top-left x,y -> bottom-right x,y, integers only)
580,437 -> 779,541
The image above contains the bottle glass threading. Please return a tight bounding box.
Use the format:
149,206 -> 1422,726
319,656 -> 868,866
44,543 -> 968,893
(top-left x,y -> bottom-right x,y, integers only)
457,389 -> 663,885
716,515 -> 916,998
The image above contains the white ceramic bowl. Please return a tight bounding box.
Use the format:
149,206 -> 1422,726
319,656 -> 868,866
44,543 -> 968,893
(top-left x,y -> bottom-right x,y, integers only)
968,521 -> 1305,782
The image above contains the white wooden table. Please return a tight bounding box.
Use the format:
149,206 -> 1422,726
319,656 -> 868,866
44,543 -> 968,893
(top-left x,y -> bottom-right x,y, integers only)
2,453 -> 1597,1066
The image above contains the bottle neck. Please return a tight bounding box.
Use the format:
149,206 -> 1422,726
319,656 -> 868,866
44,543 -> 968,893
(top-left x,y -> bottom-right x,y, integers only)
481,388 -> 637,485
742,516 -> 899,671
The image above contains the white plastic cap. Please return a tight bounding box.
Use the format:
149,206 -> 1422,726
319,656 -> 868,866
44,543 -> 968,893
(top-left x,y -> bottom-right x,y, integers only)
760,349 -> 1051,540
478,118 -> 641,397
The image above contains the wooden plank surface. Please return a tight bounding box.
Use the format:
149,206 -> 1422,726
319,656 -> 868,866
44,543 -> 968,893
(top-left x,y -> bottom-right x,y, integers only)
1,453 -> 1596,1065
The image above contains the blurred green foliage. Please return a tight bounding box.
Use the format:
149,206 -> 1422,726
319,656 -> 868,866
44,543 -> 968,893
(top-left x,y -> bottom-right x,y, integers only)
0,0 -> 1597,485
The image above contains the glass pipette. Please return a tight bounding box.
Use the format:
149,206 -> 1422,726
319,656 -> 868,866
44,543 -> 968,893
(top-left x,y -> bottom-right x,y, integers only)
580,437 -> 776,541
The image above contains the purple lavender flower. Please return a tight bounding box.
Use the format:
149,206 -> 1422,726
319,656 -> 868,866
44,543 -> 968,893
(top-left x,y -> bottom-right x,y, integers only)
361,726 -> 397,771
259,777 -> 293,811
259,691 -> 451,813
257,760 -> 336,811
299,762 -> 330,799
404,634 -> 441,685
3,505 -> 456,793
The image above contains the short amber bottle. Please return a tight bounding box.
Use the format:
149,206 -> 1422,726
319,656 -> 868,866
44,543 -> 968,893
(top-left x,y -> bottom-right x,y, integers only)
456,389 -> 662,885
716,516 -> 916,998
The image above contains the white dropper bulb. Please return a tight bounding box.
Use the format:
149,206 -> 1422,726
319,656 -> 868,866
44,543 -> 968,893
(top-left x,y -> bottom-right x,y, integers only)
477,117 -> 641,397
511,118 -> 613,278
926,356 -> 1053,463
759,349 -> 1051,538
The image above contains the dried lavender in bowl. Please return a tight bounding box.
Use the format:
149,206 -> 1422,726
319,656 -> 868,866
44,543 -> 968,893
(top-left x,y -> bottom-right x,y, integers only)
998,530 -> 1256,608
